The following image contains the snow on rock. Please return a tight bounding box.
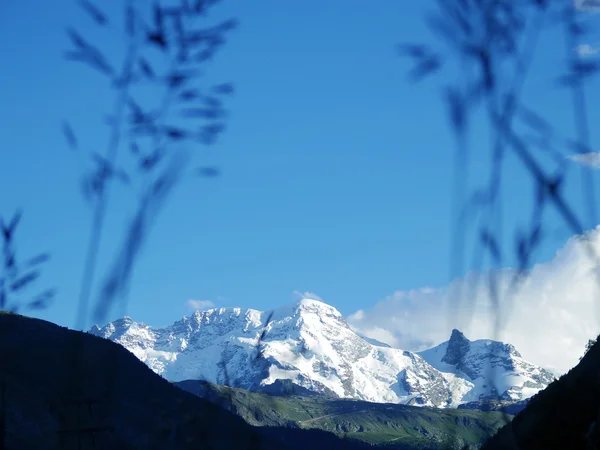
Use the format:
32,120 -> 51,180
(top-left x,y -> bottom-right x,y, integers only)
417,329 -> 556,403
90,299 -> 552,408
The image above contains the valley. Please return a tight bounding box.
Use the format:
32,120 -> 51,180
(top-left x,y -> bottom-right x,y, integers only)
175,379 -> 512,449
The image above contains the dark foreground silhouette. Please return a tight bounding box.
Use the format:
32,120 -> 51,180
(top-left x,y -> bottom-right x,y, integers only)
0,312 -> 378,449
483,336 -> 600,449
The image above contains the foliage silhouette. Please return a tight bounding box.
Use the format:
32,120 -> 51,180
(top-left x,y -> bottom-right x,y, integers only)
402,0 -> 600,446
3,0 -> 599,448
58,0 -> 239,448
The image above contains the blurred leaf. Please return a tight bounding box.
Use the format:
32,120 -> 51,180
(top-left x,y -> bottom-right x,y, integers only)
211,83 -> 234,95
164,127 -> 188,140
547,173 -> 563,197
139,151 -> 164,172
219,18 -> 238,32
66,27 -> 89,49
197,123 -> 225,145
138,58 -> 155,78
25,253 -> 51,268
116,169 -> 131,186
128,99 -> 153,125
179,89 -> 201,101
64,49 -> 114,76
478,50 -> 494,91
518,106 -> 552,135
91,152 -> 113,172
126,4 -> 135,36
407,56 -> 442,83
202,96 -> 222,108
130,142 -> 140,155
10,271 -> 40,292
195,48 -> 215,62
180,108 -> 225,119
4,252 -> 15,271
62,121 -> 78,150
153,2 -> 164,30
480,229 -> 502,263
437,0 -> 472,37
558,61 -> 600,86
397,43 -> 430,59
78,0 -> 107,26
1,211 -> 22,242
112,70 -> 138,88
28,288 -> 57,310
530,224 -> 542,248
445,87 -> 467,135
565,139 -> 594,155
148,32 -> 168,50
148,3 -> 168,51
573,60 -> 600,77
197,167 -> 220,177
167,71 -> 195,89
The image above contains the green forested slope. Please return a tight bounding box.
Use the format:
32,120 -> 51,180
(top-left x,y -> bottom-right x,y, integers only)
176,379 -> 512,449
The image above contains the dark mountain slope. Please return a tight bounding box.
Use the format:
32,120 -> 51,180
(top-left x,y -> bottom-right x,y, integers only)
482,335 -> 600,449
0,312 -> 372,450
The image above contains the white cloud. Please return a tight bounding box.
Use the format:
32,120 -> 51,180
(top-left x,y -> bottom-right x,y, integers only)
347,309 -> 365,321
574,0 -> 600,12
568,152 -> 600,168
347,227 -> 600,373
576,43 -> 600,57
185,299 -> 215,311
293,291 -> 323,301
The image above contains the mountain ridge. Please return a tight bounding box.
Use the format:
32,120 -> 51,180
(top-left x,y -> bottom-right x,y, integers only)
90,298 -> 553,408
417,328 -> 555,403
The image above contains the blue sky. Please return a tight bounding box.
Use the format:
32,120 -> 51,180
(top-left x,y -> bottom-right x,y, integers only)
1,0 -> 599,336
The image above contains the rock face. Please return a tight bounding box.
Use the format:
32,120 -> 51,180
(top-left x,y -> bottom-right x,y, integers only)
90,299 -> 553,408
417,329 -> 556,403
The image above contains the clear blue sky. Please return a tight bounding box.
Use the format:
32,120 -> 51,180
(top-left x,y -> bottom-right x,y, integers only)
1,1 -> 598,330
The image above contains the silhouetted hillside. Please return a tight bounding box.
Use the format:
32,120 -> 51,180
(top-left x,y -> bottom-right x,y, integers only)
0,312 -> 374,449
482,335 -> 600,449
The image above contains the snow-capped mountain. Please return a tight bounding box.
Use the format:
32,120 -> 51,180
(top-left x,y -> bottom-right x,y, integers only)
417,329 -> 555,403
90,298 -> 552,408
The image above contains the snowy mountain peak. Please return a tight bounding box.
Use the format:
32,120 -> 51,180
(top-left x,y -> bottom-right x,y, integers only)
295,298 -> 335,314
91,300 -> 553,408
449,329 -> 468,342
442,329 -> 470,366
418,330 -> 554,402
272,298 -> 344,322
442,330 -> 522,367
292,298 -> 347,323
116,316 -> 136,328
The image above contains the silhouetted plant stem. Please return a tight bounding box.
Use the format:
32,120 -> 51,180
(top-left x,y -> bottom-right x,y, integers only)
74,11 -> 139,331
401,0 -> 600,446
63,1 -> 237,446
564,7 -> 597,229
